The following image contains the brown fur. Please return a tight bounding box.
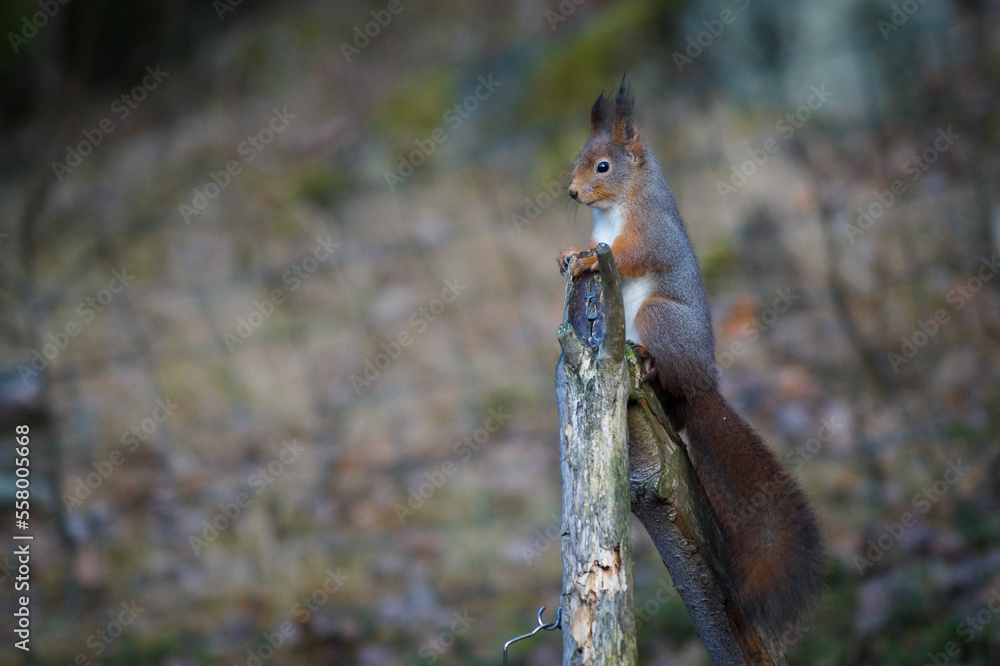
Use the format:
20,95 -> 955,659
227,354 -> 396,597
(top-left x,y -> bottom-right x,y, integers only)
671,390 -> 824,631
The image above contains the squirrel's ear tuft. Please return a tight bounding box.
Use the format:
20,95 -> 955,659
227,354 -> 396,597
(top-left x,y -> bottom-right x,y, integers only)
613,78 -> 636,143
589,91 -> 611,136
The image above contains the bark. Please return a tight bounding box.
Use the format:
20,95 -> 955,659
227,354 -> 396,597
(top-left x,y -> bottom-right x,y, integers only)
556,246 -> 636,666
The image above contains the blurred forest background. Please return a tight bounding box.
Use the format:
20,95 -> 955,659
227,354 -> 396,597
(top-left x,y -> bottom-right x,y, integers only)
0,0 -> 998,664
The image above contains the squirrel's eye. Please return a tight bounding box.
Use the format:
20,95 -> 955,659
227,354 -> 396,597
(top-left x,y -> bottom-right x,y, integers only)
596,161 -> 610,173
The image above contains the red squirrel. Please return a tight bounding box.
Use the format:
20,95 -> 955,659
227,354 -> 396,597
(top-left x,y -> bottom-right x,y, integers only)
559,81 -> 824,633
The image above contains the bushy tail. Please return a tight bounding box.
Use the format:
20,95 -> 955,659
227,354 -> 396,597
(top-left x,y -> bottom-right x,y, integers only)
672,389 -> 825,633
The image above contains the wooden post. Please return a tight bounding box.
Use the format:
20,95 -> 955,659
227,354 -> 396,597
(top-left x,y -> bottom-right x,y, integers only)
556,244 -> 786,665
556,245 -> 636,666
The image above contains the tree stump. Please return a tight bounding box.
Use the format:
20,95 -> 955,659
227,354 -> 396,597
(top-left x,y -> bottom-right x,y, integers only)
556,245 -> 636,666
556,244 -> 786,665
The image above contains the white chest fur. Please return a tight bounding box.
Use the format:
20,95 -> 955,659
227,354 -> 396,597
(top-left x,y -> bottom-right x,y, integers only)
621,275 -> 655,345
591,206 -> 626,248
591,206 -> 652,344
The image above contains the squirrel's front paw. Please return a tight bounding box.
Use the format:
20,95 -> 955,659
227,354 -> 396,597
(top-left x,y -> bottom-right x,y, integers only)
558,248 -> 582,275
558,248 -> 597,277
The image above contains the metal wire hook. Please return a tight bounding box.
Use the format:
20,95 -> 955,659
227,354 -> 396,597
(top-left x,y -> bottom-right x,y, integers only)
503,604 -> 562,665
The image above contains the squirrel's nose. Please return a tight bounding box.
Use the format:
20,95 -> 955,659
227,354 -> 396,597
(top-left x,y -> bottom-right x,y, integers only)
568,187 -> 579,200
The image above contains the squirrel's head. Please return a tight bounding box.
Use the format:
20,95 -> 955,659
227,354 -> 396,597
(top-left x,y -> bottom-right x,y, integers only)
568,80 -> 645,209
